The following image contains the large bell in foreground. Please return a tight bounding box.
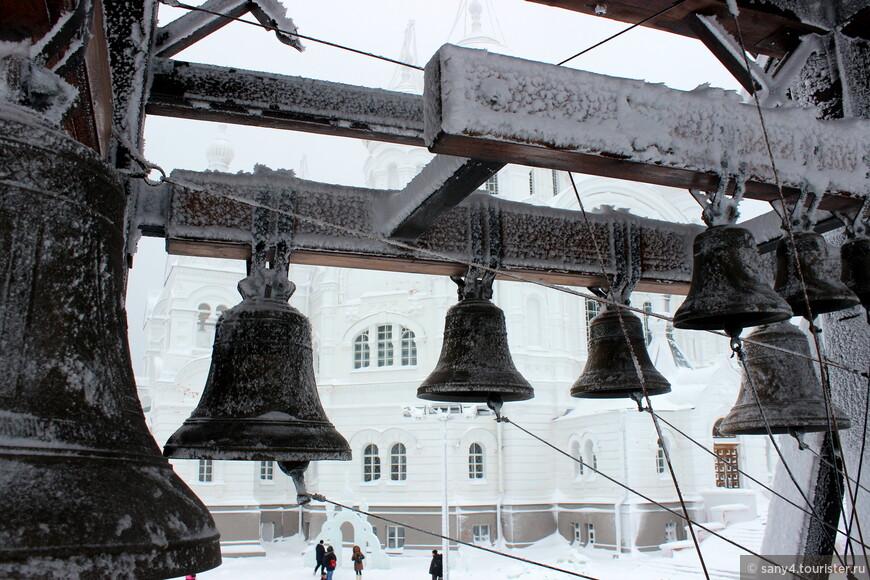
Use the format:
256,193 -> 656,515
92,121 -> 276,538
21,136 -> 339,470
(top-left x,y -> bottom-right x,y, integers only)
417,298 -> 534,403
841,237 -> 870,314
775,232 -> 859,319
0,105 -> 220,578
674,225 -> 793,333
571,308 -> 671,398
719,321 -> 851,435
164,297 -> 351,461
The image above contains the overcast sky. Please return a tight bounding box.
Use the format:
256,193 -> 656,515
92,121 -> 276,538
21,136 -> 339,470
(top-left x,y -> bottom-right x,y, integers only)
127,0 -> 746,373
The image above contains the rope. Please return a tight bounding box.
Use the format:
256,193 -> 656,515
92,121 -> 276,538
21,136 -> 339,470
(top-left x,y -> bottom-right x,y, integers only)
306,495 -> 601,579
160,0 -> 424,71
498,415 -> 814,580
557,0 -> 691,66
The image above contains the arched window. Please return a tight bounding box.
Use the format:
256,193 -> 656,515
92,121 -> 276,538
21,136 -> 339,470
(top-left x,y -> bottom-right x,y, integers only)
584,440 -> 598,471
401,327 -> 417,366
571,440 -> 583,477
353,324 -> 419,369
363,444 -> 380,482
656,441 -> 667,474
216,304 -> 228,317
468,443 -> 485,479
390,443 -> 407,481
377,325 -> 394,366
196,303 -> 214,347
354,331 -> 370,369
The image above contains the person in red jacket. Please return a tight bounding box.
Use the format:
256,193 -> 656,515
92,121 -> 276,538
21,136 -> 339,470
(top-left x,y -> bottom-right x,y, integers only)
323,545 -> 338,580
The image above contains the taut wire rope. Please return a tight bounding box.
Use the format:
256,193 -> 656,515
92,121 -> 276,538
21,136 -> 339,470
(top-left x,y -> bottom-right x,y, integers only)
159,0 -> 424,71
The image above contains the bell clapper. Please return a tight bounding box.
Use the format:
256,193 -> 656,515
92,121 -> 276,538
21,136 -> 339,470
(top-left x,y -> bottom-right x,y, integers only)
628,391 -> 646,412
487,394 -> 504,420
279,460 -> 312,505
789,429 -> 809,451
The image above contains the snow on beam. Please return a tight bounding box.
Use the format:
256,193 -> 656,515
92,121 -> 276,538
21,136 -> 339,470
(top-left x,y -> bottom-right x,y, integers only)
383,155 -> 504,240
147,58 -> 425,146
423,45 -> 870,213
158,168 -> 701,292
155,0 -> 251,58
155,0 -> 305,57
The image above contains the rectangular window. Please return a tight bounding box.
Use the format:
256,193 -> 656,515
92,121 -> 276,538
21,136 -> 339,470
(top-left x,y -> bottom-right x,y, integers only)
552,169 -> 559,195
585,523 -> 595,546
260,460 -> 274,481
484,175 -> 499,195
665,522 -> 677,543
572,522 -> 582,544
377,325 -> 394,367
714,444 -> 740,489
472,524 -> 490,544
198,459 -> 213,483
585,298 -> 600,325
387,525 -> 405,549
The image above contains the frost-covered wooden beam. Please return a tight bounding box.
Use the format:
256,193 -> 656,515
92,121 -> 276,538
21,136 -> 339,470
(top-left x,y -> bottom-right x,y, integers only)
154,0 -> 305,58
155,0 -> 251,58
384,156 -> 504,240
424,45 -> 870,213
525,0 -> 826,58
146,168 -> 702,293
147,58 -> 425,146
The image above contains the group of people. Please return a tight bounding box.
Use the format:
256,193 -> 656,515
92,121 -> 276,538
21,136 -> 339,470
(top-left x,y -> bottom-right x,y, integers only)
312,540 -> 444,579
313,540 -> 365,579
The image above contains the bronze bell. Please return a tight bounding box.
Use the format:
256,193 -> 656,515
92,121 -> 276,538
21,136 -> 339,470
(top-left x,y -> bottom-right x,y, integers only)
719,321 -> 851,435
417,298 -> 534,403
571,308 -> 671,398
674,225 -> 793,332
775,232 -> 859,319
841,237 -> 870,314
0,106 -> 220,577
164,296 -> 352,462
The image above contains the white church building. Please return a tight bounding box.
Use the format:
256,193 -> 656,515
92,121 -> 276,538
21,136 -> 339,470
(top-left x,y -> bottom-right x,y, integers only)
135,0 -> 775,557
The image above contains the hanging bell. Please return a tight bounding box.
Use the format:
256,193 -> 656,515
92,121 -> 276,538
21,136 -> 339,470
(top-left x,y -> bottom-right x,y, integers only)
775,232 -> 859,319
840,237 -> 870,314
719,321 -> 851,435
417,297 -> 534,403
571,308 -> 671,398
164,297 -> 352,461
674,225 -> 793,332
0,105 -> 220,577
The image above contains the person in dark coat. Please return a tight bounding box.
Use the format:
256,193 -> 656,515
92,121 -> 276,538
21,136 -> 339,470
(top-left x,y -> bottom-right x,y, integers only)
323,545 -> 338,580
429,549 -> 443,580
314,539 -> 326,575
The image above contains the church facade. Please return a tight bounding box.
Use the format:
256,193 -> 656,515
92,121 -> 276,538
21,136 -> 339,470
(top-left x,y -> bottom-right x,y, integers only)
135,0 -> 774,557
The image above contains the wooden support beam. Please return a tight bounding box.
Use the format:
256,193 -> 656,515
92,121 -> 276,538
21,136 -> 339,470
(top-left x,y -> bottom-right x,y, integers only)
424,45 -> 870,214
136,168 -> 702,293
146,58 -> 425,146
525,0 -> 827,58
686,13 -> 760,94
155,0 -> 249,58
384,156 -> 504,240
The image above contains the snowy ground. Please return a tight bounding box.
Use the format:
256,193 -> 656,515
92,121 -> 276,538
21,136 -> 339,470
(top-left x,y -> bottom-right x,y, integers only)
169,512 -> 766,580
